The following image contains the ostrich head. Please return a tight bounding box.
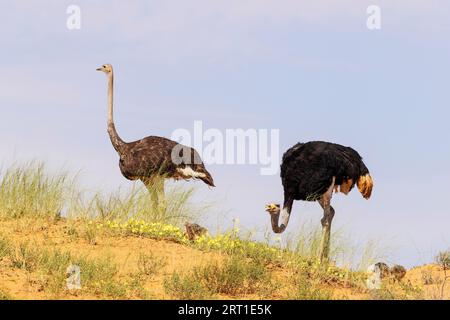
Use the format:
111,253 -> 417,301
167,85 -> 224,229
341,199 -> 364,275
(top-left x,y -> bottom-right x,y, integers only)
96,63 -> 113,74
265,203 -> 280,215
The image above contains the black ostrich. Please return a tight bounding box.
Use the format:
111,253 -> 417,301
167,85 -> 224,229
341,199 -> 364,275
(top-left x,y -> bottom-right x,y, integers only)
265,141 -> 373,262
96,64 -> 214,204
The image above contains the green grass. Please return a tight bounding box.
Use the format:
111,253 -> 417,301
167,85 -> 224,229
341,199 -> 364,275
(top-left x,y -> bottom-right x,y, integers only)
0,161 -> 393,300
0,162 -> 70,220
288,272 -> 332,300
0,288 -> 12,300
0,235 -> 147,299
193,255 -> 275,296
10,241 -> 42,272
164,272 -> 213,299
0,162 -> 202,226
283,220 -> 386,271
164,254 -> 276,299
369,281 -> 424,300
436,250 -> 450,270
69,178 -> 203,227
137,252 -> 167,277
435,249 -> 449,300
0,235 -> 11,260
0,161 -> 382,271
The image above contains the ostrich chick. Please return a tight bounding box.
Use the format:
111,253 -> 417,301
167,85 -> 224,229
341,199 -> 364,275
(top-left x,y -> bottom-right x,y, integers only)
184,222 -> 208,241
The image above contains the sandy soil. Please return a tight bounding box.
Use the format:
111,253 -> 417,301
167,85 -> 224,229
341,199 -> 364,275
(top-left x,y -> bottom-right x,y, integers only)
0,219 -> 448,300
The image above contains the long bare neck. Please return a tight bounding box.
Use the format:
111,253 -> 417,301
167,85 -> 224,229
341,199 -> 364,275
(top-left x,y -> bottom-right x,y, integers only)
270,199 -> 293,234
107,72 -> 125,153
270,208 -> 290,233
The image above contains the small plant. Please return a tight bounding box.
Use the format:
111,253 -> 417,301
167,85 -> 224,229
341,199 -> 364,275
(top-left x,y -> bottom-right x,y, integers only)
82,222 -> 98,245
369,285 -> 397,300
370,281 -> 423,300
10,242 -> 41,272
397,281 -> 424,299
0,236 -> 11,260
164,272 -> 212,300
137,252 -> 167,277
193,255 -> 274,296
164,255 -> 276,299
0,288 -> 12,300
36,250 -> 72,296
288,272 -> 332,300
318,264 -> 365,289
436,250 -> 450,270
72,255 -> 122,297
435,250 -> 450,299
421,269 -> 435,285
65,224 -> 79,239
125,272 -> 151,299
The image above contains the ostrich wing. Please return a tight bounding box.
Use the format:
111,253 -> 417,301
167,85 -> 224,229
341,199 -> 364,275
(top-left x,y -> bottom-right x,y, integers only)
281,141 -> 370,201
119,136 -> 180,180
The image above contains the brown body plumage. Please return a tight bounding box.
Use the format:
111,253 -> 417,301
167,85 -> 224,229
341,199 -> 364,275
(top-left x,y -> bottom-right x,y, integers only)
97,64 -> 214,199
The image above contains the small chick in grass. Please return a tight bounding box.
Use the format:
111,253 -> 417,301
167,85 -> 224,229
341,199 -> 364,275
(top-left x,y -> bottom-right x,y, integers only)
368,262 -> 407,289
390,265 -> 407,281
184,222 -> 208,241
374,262 -> 390,279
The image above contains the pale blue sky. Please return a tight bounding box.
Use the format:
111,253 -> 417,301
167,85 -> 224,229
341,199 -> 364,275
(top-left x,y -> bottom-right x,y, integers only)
0,1 -> 449,267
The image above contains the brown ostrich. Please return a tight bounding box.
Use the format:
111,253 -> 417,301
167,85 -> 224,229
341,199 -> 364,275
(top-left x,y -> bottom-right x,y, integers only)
96,64 -> 214,204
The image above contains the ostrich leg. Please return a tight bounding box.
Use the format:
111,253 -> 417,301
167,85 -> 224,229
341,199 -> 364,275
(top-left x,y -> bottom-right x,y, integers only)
318,177 -> 336,263
154,178 -> 166,210
142,177 -> 166,210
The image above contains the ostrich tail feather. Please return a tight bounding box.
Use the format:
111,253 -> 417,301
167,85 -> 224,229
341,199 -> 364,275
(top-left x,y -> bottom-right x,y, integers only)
357,174 -> 373,199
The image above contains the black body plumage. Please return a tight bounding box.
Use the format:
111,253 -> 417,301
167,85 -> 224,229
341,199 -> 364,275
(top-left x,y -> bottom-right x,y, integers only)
281,141 -> 370,201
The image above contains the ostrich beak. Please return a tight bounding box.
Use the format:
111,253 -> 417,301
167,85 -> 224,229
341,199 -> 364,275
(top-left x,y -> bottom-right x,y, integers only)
96,67 -> 103,71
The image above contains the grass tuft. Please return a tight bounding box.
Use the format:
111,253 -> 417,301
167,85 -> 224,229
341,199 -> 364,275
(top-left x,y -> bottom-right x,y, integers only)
164,272 -> 212,300
0,288 -> 12,300
0,162 -> 70,220
288,272 -> 332,300
164,254 -> 276,299
75,180 -> 201,226
0,235 -> 11,260
137,252 -> 167,277
193,255 -> 274,296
